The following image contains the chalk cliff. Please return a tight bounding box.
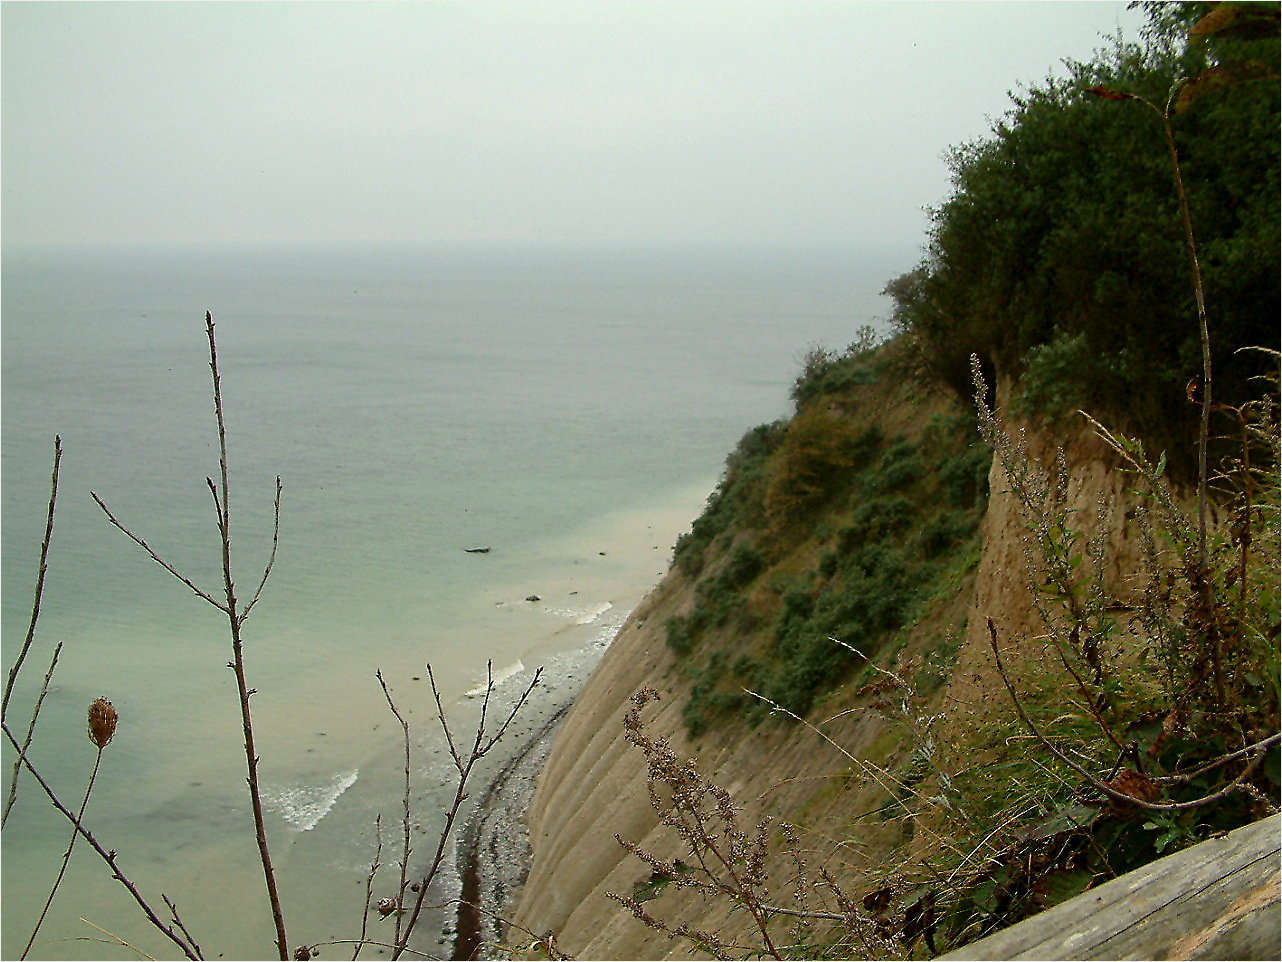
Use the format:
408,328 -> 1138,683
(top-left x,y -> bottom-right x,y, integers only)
505,357 -> 1262,959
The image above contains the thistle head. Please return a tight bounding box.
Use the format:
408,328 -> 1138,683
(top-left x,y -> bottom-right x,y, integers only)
87,697 -> 118,748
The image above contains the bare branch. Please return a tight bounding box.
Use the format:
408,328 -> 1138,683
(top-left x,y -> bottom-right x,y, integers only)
303,939 -> 434,960
4,642 -> 62,827
2,722 -> 201,960
376,671 -> 414,947
239,476 -> 283,625
163,894 -> 204,961
3,435 -> 62,725
351,814 -> 383,961
91,492 -> 226,612
426,663 -> 463,772
202,311 -> 289,960
480,666 -> 546,757
22,743 -> 107,959
392,665 -> 543,958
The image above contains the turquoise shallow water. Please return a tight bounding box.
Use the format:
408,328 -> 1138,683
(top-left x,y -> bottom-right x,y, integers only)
1,242 -> 906,959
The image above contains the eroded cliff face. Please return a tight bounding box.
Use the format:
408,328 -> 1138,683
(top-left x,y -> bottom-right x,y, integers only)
509,569 -> 895,960
508,379 -> 1154,960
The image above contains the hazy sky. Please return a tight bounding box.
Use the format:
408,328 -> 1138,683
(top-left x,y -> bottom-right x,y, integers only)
2,1 -> 1145,252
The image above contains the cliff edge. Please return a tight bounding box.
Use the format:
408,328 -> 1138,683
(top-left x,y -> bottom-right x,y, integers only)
506,343 -> 1277,959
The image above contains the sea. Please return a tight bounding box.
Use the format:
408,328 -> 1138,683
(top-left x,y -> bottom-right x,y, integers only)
1,241 -> 909,960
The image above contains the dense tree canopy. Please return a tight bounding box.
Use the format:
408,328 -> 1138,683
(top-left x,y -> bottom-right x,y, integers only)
888,1 -> 1279,472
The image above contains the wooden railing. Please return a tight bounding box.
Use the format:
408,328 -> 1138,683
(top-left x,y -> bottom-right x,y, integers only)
940,814 -> 1280,961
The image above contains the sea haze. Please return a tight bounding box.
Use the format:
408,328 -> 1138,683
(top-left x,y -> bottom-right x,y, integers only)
1,241 -> 906,959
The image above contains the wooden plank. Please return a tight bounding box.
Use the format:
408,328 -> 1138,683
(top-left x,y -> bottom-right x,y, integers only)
940,814 -> 1280,960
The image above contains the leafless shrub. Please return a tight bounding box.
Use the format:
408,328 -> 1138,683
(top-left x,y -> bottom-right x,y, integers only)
607,688 -> 904,960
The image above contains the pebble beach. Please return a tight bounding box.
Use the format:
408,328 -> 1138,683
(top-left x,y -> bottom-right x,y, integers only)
441,630 -> 616,960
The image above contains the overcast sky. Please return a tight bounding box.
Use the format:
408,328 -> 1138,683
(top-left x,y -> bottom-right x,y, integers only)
2,1 -> 1145,252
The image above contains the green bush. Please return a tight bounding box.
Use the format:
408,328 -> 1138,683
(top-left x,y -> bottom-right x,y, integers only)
916,509 -> 980,557
757,541 -> 931,718
674,421 -> 785,574
683,651 -> 749,737
790,327 -> 885,408
885,13 -> 1279,476
936,443 -> 991,510
718,543 -> 767,591
765,415 -> 885,529
673,340 -> 992,735
836,496 -> 914,551
868,439 -> 924,493
665,614 -> 698,655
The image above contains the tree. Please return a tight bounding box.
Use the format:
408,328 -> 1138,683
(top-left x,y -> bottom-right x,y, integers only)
887,1 -> 1279,474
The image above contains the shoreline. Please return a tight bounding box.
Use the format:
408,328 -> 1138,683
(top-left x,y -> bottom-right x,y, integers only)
439,630 -> 616,961
428,487 -> 707,959
451,698 -> 575,960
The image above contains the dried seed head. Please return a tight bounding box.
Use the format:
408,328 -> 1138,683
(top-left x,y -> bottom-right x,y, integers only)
375,896 -> 398,917
292,946 -> 314,961
87,697 -> 118,748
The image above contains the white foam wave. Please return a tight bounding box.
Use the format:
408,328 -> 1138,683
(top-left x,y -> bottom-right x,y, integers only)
266,768 -> 359,832
465,660 -> 525,698
544,601 -> 613,625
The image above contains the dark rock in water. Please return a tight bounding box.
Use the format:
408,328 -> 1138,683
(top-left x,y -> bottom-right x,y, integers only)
526,594 -> 541,602
464,546 -> 491,554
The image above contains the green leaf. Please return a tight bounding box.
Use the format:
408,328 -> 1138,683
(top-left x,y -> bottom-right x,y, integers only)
1154,828 -> 1182,853
630,870 -> 674,903
970,878 -> 999,915
1023,803 -> 1098,843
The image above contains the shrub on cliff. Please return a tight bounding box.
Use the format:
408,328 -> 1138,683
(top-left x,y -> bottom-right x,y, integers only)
673,420 -> 784,577
763,407 -> 882,533
671,348 -> 991,733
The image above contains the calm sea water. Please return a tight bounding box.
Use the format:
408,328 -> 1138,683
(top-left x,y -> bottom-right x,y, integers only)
1,242 -> 906,959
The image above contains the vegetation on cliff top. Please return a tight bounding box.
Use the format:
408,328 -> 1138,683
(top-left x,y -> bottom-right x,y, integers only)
886,0 -> 1278,474
638,2 -> 1279,956
667,0 -> 1278,740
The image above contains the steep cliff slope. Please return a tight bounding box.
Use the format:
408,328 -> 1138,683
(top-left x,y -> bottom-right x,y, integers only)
507,336 -> 1277,959
505,6 -> 1282,950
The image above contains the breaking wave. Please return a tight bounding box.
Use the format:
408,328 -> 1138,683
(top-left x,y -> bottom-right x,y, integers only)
265,768 -> 360,832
